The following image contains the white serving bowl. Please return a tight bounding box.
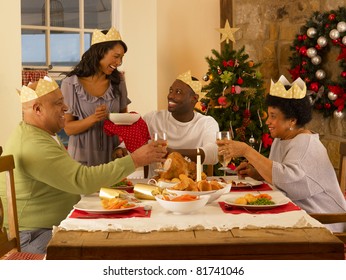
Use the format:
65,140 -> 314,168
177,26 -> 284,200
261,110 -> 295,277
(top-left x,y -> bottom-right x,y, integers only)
109,113 -> 140,125
167,183 -> 231,204
155,195 -> 209,214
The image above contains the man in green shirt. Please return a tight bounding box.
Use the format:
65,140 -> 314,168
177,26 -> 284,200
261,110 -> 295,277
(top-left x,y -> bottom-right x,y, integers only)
0,76 -> 166,254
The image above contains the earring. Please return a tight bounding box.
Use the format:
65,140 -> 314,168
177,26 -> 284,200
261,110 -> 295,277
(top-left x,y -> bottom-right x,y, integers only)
289,127 -> 293,131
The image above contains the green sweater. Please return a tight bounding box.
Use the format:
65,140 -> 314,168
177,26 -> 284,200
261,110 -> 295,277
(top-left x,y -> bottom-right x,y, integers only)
0,122 -> 135,230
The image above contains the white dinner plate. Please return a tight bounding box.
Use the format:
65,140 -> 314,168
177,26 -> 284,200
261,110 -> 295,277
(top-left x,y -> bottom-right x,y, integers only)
73,199 -> 139,214
223,194 -> 290,211
227,176 -> 263,188
109,113 -> 140,125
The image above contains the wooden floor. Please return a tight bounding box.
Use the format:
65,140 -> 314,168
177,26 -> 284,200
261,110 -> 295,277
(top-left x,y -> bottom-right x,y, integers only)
46,228 -> 345,260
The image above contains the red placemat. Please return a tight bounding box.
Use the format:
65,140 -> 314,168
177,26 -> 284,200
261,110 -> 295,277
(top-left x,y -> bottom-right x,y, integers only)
230,183 -> 273,192
70,207 -> 150,219
219,201 -> 301,214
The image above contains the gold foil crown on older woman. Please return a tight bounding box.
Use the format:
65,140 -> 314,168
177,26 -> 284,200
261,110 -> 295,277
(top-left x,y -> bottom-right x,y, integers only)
176,70 -> 202,95
17,76 -> 59,103
270,75 -> 306,99
91,26 -> 122,46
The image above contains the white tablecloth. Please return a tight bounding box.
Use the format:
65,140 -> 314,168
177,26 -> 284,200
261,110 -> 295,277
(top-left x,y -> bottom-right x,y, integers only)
55,189 -> 324,233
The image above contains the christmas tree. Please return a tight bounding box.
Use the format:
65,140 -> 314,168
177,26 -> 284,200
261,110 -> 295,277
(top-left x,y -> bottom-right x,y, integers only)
197,20 -> 272,172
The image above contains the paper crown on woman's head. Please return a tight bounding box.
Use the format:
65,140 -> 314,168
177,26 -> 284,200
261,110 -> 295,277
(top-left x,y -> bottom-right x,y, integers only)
270,75 -> 306,99
176,70 -> 202,95
17,76 -> 59,103
91,27 -> 122,46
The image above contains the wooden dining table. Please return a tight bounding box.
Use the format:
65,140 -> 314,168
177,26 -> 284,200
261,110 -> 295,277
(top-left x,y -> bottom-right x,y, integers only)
46,178 -> 345,260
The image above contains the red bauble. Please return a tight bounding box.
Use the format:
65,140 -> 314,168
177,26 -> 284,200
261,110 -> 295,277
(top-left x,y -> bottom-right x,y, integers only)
324,103 -> 331,109
328,13 -> 336,21
315,44 -> 322,50
237,77 -> 244,85
299,46 -> 307,56
341,71 -> 346,78
298,35 -> 304,41
309,82 -> 319,92
302,60 -> 307,66
304,77 -> 311,83
302,35 -> 307,40
218,96 -> 227,106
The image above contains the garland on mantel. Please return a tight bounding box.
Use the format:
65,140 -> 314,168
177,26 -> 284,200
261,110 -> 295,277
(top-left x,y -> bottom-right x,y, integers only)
288,6 -> 346,118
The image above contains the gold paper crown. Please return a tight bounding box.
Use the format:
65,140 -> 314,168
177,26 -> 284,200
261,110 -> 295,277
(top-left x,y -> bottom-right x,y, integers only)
91,27 -> 122,46
17,76 -> 59,103
176,70 -> 202,95
270,75 -> 306,99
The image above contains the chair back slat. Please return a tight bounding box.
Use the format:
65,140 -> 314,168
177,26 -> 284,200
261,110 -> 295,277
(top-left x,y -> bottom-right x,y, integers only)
0,154 -> 21,256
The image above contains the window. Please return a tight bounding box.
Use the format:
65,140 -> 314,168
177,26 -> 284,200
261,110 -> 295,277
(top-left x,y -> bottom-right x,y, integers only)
21,0 -> 119,72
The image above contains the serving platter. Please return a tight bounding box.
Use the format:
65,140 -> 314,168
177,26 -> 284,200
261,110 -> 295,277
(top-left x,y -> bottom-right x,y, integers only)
73,200 -> 139,214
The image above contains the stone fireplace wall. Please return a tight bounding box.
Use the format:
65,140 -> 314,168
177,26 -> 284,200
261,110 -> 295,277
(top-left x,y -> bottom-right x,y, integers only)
224,0 -> 346,175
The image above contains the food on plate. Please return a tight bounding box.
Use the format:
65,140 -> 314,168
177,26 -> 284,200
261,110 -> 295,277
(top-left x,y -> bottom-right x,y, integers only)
231,180 -> 249,187
169,175 -> 223,192
233,193 -> 274,205
109,178 -> 134,188
154,152 -> 207,182
161,194 -> 198,202
101,197 -> 136,209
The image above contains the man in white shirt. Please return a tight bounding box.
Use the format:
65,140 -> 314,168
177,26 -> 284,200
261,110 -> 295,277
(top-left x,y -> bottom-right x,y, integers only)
143,70 -> 220,178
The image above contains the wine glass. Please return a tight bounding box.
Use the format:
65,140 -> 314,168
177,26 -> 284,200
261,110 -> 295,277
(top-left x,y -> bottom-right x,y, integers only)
152,131 -> 167,173
216,131 -> 234,175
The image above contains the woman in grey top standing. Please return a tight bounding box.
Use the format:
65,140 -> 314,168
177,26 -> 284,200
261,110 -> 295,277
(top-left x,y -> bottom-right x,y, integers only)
217,75 -> 346,232
61,27 -> 130,166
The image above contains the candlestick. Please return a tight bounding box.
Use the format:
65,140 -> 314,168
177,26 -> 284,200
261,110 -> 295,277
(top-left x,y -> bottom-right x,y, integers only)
196,148 -> 202,182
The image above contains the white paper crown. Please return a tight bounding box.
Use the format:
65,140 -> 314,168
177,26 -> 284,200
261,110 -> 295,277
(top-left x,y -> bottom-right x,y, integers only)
176,70 -> 202,94
270,75 -> 306,99
17,76 -> 59,103
91,27 -> 122,46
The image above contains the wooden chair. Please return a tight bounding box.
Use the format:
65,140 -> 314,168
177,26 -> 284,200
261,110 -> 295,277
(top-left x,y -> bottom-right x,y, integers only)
338,141 -> 346,195
309,213 -> 346,259
0,154 -> 45,260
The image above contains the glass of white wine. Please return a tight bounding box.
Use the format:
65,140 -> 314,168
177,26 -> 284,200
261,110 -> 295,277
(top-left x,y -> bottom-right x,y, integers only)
153,131 -> 167,173
216,131 -> 232,175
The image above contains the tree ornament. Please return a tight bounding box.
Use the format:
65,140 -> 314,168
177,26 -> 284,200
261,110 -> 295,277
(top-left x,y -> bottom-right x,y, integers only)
218,96 -> 227,106
328,91 -> 338,101
234,85 -> 242,94
203,74 -> 209,81
232,105 -> 239,112
333,110 -> 344,119
324,103 -> 331,109
299,46 -> 307,56
315,69 -> 326,80
329,29 -> 340,40
337,21 -> 346,32
237,77 -> 244,85
307,27 -> 317,38
217,66 -> 222,75
317,36 -> 328,47
342,36 -> 346,45
209,74 -> 214,81
311,55 -> 322,65
342,71 -> 346,78
307,47 -> 317,58
248,60 -> 254,67
329,13 -> 336,21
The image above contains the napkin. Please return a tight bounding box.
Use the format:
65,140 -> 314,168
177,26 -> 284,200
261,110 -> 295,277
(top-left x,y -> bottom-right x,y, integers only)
69,207 -> 150,219
103,113 -> 151,152
230,183 -> 273,192
219,201 -> 301,214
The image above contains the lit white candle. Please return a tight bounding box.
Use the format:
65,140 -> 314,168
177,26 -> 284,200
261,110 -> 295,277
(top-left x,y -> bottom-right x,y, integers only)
196,148 -> 202,182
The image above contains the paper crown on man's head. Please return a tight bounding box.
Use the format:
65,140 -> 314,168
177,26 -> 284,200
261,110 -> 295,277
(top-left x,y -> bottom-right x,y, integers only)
270,75 -> 306,99
176,70 -> 202,95
91,27 -> 122,46
17,76 -> 59,103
